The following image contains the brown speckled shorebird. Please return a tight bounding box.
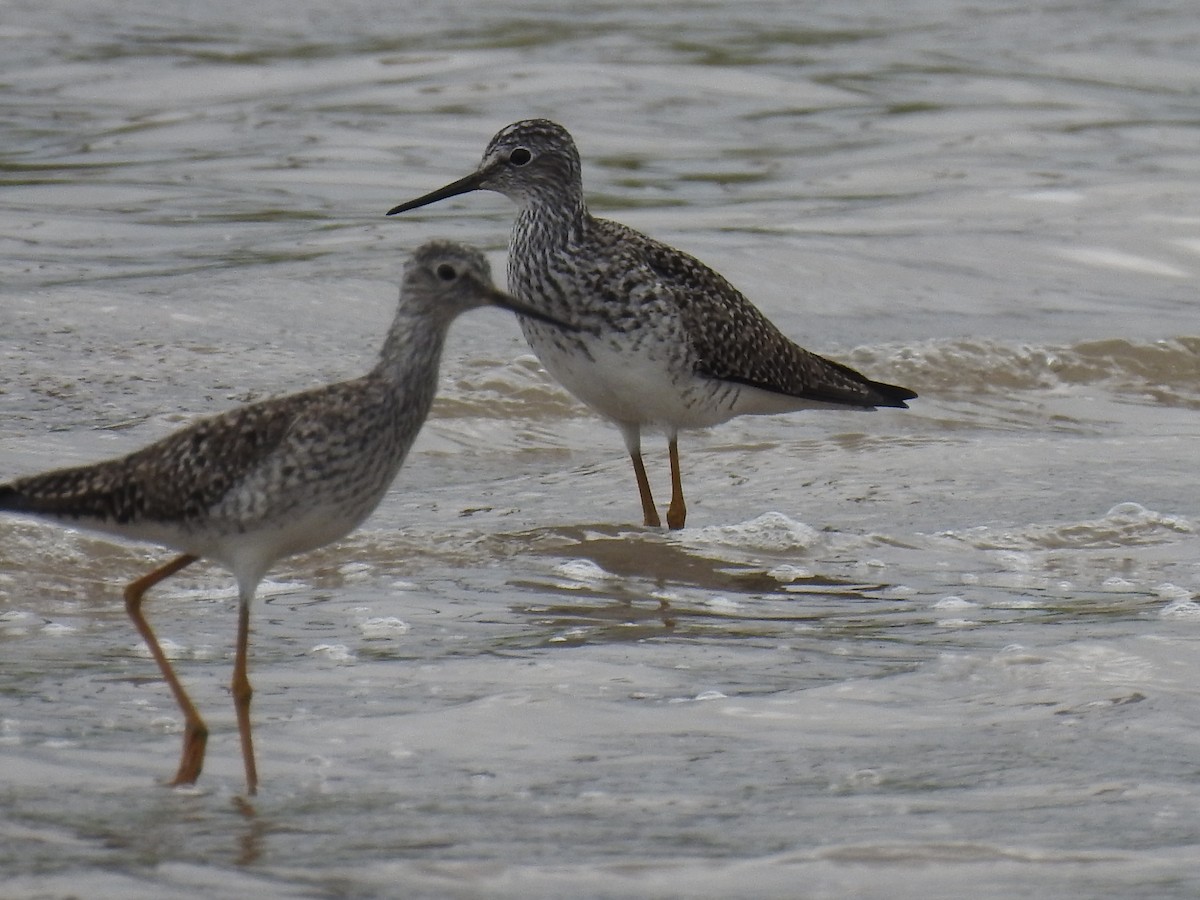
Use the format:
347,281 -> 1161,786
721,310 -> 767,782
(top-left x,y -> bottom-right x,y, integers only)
0,241 -> 570,795
388,119 -> 916,530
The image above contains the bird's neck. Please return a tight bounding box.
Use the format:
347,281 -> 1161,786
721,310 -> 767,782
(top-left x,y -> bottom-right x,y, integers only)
371,306 -> 451,413
514,192 -> 589,251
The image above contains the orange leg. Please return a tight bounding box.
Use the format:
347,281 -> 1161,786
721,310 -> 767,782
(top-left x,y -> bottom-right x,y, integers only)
666,436 -> 686,530
123,554 -> 205,787
231,597 -> 258,796
629,449 -> 662,528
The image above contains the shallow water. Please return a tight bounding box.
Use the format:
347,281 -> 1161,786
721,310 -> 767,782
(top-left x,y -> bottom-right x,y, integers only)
2,1 -> 1199,897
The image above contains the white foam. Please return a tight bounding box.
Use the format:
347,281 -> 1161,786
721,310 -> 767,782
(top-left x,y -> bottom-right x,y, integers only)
1153,583 -> 1192,601
933,596 -> 977,610
701,596 -> 742,613
310,643 -> 356,663
358,617 -> 411,639
548,628 -> 589,643
132,637 -> 186,660
40,622 -> 77,635
1160,600 -> 1200,620
1105,502 -> 1193,533
685,512 -> 820,552
551,559 -> 611,587
1101,577 -> 1139,593
767,564 -> 812,582
337,562 -> 375,582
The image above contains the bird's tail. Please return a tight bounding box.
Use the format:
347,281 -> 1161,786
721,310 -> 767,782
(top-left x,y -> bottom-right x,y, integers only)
866,378 -> 917,409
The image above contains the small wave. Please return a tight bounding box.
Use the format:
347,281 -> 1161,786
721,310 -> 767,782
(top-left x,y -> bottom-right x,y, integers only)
680,511 -> 822,552
848,336 -> 1200,408
432,354 -> 581,420
943,501 -> 1194,552
431,338 -> 1200,425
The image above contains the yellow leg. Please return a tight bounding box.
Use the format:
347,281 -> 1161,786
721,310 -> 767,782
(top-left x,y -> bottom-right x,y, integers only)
231,597 -> 258,796
629,450 -> 662,528
666,437 -> 686,530
123,554 -> 205,787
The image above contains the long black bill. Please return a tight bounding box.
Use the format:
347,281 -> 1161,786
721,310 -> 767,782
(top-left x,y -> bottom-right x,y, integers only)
387,171 -> 484,216
482,284 -> 575,331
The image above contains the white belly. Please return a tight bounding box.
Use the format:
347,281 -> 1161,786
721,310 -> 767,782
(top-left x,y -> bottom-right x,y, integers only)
529,329 -> 835,433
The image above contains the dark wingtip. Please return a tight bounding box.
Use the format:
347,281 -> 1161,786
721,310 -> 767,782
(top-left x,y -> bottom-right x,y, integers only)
872,382 -> 917,409
0,483 -> 21,512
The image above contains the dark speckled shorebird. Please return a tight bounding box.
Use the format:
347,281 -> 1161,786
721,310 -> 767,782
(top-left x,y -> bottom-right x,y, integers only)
388,119 -> 916,530
0,241 -> 569,795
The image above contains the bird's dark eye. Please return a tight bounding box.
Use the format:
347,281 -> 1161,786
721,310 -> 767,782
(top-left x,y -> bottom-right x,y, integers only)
435,263 -> 457,281
509,147 -> 532,166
